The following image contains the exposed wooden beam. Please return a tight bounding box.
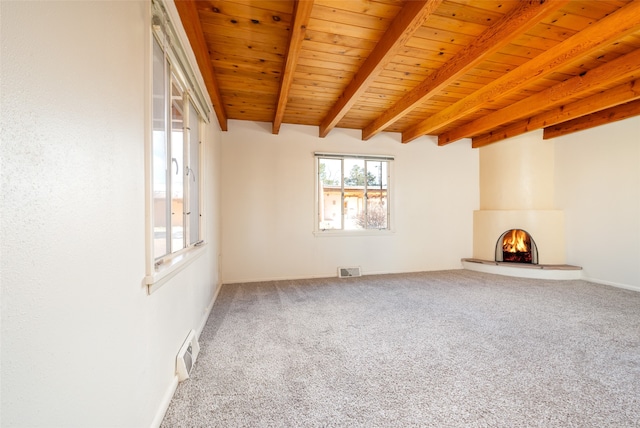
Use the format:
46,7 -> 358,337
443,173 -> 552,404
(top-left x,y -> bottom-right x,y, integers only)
174,0 -> 228,131
472,79 -> 640,147
438,48 -> 640,145
362,0 -> 567,141
318,0 -> 442,138
402,0 -> 640,144
272,0 -> 314,135
543,99 -> 640,139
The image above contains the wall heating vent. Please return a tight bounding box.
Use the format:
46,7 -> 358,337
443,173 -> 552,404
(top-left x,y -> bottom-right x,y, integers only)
176,329 -> 200,382
338,267 -> 361,278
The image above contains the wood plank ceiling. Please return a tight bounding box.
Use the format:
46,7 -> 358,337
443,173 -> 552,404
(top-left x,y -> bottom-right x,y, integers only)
176,0 -> 640,147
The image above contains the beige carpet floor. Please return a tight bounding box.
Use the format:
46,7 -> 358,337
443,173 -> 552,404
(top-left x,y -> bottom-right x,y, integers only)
161,270 -> 640,427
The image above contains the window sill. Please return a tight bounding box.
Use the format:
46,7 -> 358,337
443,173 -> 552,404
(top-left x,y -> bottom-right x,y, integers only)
313,229 -> 395,237
145,243 -> 207,294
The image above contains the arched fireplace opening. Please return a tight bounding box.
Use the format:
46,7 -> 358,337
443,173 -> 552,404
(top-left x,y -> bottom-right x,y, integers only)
495,229 -> 538,264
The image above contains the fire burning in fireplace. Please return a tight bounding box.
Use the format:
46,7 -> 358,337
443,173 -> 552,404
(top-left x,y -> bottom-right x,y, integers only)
498,229 -> 536,264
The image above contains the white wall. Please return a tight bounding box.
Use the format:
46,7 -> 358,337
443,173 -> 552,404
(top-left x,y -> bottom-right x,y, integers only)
554,116 -> 640,289
474,132 -> 566,264
1,2 -> 221,427
221,121 -> 479,283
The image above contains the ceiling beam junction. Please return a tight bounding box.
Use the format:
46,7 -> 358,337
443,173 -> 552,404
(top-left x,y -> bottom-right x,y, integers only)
402,0 -> 640,144
438,47 -> 640,145
472,79 -> 640,147
318,0 -> 443,138
361,0 -> 568,141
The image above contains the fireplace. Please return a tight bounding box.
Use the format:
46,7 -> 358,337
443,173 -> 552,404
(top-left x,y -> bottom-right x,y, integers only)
471,132 -> 567,266
464,132 -> 580,279
495,229 -> 538,264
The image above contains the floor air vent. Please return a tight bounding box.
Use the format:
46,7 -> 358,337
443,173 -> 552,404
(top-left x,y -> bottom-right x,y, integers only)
338,267 -> 361,278
176,330 -> 200,382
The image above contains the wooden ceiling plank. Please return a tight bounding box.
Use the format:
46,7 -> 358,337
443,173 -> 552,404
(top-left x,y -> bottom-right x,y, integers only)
209,46 -> 284,64
296,55 -> 362,72
318,0 -> 443,138
225,0 -> 293,15
433,1 -> 514,27
175,0 -> 228,130
311,4 -> 394,31
200,21 -> 290,46
198,7 -> 291,36
200,0 -> 292,23
558,0 -> 627,21
402,0 -> 640,144
301,40 -> 371,58
298,49 -> 365,66
203,34 -> 287,58
294,64 -> 355,80
303,29 -> 378,50
273,0 -> 314,134
439,47 -> 640,145
314,0 -> 402,18
472,79 -> 640,148
363,0 -> 566,141
307,17 -> 385,41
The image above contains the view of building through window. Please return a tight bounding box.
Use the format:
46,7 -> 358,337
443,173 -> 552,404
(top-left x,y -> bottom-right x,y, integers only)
152,35 -> 202,261
318,156 -> 390,231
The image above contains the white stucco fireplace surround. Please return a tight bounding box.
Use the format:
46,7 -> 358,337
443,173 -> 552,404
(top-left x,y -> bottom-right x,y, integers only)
462,130 -> 582,280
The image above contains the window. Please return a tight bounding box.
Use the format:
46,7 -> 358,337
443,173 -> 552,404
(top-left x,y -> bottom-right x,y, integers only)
147,0 -> 210,288
316,153 -> 393,232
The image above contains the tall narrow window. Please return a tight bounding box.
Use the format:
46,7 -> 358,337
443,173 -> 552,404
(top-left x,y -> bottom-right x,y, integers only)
151,5 -> 206,266
316,153 -> 392,232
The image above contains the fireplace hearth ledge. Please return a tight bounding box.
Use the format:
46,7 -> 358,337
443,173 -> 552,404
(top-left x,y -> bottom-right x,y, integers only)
461,258 -> 582,280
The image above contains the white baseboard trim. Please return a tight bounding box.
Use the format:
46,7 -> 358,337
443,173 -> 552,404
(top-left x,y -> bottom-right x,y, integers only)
197,281 -> 223,335
150,377 -> 178,428
221,273 -> 335,285
149,281 -> 223,428
583,276 -> 640,293
220,266 -> 466,285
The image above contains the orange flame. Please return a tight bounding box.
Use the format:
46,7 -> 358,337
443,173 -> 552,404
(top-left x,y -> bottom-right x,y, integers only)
503,229 -> 530,253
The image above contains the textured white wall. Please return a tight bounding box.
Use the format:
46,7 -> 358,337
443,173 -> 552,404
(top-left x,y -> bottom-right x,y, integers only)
220,121 -> 480,283
479,132 -> 555,210
1,1 -> 221,426
554,117 -> 640,289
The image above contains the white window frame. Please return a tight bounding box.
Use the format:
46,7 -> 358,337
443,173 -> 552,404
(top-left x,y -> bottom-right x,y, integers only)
314,152 -> 394,236
144,0 -> 210,293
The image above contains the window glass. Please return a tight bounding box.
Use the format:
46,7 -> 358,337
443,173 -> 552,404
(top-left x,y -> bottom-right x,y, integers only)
152,37 -> 169,258
151,32 -> 203,264
318,158 -> 342,230
317,155 -> 391,232
365,160 -> 388,229
170,77 -> 185,252
343,158 -> 366,230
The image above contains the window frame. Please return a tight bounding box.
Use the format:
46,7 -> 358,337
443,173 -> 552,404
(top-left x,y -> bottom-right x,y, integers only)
145,0 -> 209,293
314,152 -> 394,236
